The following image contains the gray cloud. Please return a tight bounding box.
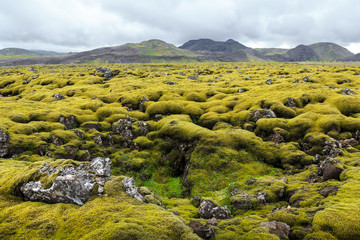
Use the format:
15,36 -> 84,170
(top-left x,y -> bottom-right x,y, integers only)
1,0 -> 360,53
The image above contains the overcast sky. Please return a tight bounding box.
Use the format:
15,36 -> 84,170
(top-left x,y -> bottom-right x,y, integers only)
1,0 -> 360,53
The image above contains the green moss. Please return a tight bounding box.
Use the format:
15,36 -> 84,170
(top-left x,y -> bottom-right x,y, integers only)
198,112 -> 229,129
267,209 -> 309,227
146,101 -> 183,116
133,136 -> 154,149
303,231 -> 337,240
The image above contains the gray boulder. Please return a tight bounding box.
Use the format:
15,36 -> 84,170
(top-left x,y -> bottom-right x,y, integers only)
112,117 -> 135,140
122,177 -> 146,203
188,221 -> 215,240
137,121 -> 150,136
251,109 -> 276,122
53,93 -> 65,100
323,138 -> 342,158
209,206 -> 231,219
266,79 -> 273,85
285,97 -> 297,107
230,190 -> 252,211
341,88 -> 356,95
198,200 -> 217,219
59,115 -> 78,130
20,157 -> 111,206
318,158 -> 343,181
260,221 -> 290,240
0,129 -> 10,157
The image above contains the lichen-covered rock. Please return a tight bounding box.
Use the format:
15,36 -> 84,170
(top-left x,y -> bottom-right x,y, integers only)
122,177 -> 146,202
260,221 -> 290,240
90,157 -> 112,178
341,88 -> 356,95
251,109 -> 276,122
254,191 -> 268,204
20,157 -> 112,205
266,79 -> 273,85
93,133 -> 104,148
318,158 -> 343,181
53,93 -> 65,100
188,220 -> 215,240
198,200 -> 217,219
319,186 -> 338,197
137,121 -> 150,136
21,171 -> 94,205
112,117 -> 135,143
323,138 -> 342,158
0,129 -> 10,157
339,138 -> 358,148
51,133 -> 63,146
59,115 -> 78,130
238,88 -> 248,93
230,190 -> 252,211
285,97 -> 297,107
95,67 -> 119,80
209,206 -> 231,219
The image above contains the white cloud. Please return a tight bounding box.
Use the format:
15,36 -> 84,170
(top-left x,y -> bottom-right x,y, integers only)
0,0 -> 359,52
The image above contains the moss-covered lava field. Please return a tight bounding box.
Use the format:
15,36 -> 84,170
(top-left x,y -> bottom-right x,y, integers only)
1,62 -> 360,240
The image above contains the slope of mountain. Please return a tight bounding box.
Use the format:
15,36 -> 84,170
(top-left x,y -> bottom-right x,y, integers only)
179,39 -> 270,62
0,40 -> 358,66
267,45 -> 321,62
0,48 -> 39,57
287,45 -> 321,62
179,38 -> 248,52
255,48 -> 288,56
343,53 -> 360,62
308,42 -> 354,61
126,39 -> 195,56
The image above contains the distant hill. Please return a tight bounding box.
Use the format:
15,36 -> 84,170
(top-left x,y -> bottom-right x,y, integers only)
308,42 -> 354,61
179,39 -> 270,62
0,48 -> 67,59
179,39 -> 248,52
343,53 -> 360,62
126,39 -> 195,56
263,42 -> 354,62
255,48 -> 288,56
0,39 -> 358,66
0,48 -> 39,57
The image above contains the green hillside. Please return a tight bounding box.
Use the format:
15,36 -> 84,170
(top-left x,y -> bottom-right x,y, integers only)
126,39 -> 196,57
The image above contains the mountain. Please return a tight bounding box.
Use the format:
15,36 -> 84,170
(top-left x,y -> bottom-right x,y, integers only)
125,39 -> 195,56
343,53 -> 360,62
179,39 -> 270,62
308,42 -> 354,61
262,42 -> 354,62
255,48 -> 288,56
0,39 -> 358,66
0,48 -> 39,57
179,38 -> 248,52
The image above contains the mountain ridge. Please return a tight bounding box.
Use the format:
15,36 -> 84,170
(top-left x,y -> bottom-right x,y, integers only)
0,39 -> 357,66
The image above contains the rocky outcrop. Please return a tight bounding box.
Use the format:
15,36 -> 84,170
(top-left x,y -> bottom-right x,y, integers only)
112,117 -> 135,146
20,157 -> 111,205
95,67 -> 120,80
59,115 -> 78,130
188,221 -> 216,240
260,221 -> 290,240
341,88 -> 356,95
198,200 -> 231,219
250,109 -> 276,122
319,186 -> 338,197
122,177 -> 146,202
53,93 -> 65,100
0,129 -> 10,157
318,158 -> 343,181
